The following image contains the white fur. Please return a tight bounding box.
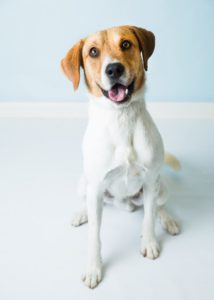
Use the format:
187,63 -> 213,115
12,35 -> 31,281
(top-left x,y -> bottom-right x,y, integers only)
100,56 -> 113,90
72,86 -> 179,289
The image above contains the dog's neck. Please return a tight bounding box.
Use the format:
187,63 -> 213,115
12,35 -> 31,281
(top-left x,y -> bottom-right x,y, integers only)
87,86 -> 149,152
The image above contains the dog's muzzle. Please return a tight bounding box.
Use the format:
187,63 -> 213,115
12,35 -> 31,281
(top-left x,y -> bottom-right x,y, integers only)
99,80 -> 135,104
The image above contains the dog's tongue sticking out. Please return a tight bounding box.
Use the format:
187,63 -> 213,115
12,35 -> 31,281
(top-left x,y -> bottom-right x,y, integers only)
108,84 -> 127,102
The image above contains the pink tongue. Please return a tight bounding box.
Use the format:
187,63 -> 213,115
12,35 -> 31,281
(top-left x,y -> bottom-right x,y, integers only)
108,85 -> 126,102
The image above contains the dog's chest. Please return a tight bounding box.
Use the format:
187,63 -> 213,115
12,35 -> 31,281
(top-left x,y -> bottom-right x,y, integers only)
104,112 -> 147,198
84,102 -> 158,195
107,108 -> 150,168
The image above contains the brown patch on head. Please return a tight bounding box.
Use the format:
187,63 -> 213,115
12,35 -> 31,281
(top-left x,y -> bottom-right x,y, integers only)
82,31 -> 107,96
129,26 -> 155,71
61,25 -> 155,97
105,26 -> 146,93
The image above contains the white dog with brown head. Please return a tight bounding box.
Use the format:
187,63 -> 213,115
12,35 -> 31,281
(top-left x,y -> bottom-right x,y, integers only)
61,25 -> 180,289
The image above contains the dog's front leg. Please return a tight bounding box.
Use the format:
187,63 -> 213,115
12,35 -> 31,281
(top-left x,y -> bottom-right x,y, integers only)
140,181 -> 160,259
82,183 -> 103,289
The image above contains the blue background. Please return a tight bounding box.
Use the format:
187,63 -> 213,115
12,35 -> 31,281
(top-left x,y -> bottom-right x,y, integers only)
0,0 -> 213,102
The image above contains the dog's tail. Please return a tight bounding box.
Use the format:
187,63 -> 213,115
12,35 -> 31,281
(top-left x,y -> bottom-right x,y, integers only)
164,152 -> 181,171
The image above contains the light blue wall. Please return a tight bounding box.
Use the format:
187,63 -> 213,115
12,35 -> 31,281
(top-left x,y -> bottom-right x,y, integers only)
0,0 -> 214,102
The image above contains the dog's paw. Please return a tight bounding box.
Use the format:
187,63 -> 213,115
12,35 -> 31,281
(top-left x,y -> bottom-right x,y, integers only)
82,265 -> 102,289
140,239 -> 160,259
71,211 -> 88,227
161,218 -> 180,235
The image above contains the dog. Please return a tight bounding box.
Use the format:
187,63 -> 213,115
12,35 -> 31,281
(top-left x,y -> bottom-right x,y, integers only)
61,25 -> 180,289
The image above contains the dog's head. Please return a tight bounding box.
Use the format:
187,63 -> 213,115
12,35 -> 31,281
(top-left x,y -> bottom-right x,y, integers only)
61,25 -> 155,107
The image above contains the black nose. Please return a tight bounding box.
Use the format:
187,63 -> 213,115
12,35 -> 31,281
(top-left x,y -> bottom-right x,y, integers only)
105,63 -> 125,80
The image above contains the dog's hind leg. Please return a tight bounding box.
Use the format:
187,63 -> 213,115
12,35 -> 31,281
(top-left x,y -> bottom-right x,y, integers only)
71,174 -> 88,227
157,179 -> 180,235
158,206 -> 180,235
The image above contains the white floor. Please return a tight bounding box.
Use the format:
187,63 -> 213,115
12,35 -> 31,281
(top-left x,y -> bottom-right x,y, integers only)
0,117 -> 214,300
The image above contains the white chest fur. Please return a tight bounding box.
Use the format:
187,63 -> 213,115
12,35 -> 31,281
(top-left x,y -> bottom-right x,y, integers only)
82,96 -> 164,205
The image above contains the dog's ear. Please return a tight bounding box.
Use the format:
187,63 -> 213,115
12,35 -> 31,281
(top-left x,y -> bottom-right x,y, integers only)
61,40 -> 84,90
131,26 -> 155,71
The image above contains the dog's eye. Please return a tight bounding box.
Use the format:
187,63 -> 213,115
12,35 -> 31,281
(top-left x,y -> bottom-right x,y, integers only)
121,40 -> 131,50
89,47 -> 99,58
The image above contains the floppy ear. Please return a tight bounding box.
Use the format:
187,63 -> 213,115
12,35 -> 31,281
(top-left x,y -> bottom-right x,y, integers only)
131,26 -> 155,71
61,40 -> 84,90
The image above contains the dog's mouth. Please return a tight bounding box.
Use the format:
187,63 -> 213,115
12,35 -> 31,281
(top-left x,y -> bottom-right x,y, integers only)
99,80 -> 135,104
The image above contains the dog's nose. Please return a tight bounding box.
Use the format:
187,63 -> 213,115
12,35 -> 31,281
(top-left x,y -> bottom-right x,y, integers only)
105,63 -> 125,80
